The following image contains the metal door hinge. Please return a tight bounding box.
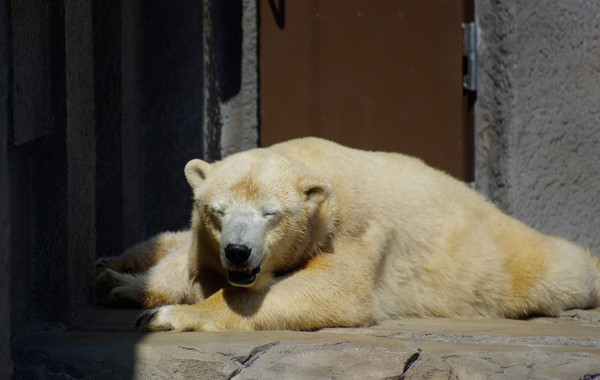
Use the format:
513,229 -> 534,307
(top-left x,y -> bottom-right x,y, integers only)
462,22 -> 477,92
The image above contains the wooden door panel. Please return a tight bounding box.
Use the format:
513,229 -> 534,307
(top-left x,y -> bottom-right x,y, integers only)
260,0 -> 471,179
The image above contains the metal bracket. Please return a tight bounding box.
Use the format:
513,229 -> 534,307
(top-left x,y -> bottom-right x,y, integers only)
462,22 -> 477,92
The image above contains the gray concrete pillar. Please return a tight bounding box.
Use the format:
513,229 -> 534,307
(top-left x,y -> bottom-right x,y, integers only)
9,0 -> 70,333
8,0 -> 98,335
475,0 -> 600,252
118,0 -> 259,246
93,0 -> 124,258
0,0 -> 12,376
203,0 -> 259,160
65,0 -> 96,315
121,1 -> 206,245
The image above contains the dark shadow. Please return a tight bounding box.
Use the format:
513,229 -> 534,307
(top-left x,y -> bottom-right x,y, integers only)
9,1 -> 211,378
11,307 -> 144,379
268,0 -> 286,30
223,286 -> 269,318
215,0 -> 243,102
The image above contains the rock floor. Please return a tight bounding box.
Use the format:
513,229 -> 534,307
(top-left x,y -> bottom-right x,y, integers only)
12,307 -> 600,379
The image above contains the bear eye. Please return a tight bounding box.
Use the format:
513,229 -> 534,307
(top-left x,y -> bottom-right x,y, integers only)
262,208 -> 280,218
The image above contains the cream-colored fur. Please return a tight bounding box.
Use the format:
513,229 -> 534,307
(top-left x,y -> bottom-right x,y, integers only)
95,137 -> 600,331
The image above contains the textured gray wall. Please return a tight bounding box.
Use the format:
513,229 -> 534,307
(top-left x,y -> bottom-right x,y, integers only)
65,0 -> 97,323
120,0 -> 206,247
7,0 -> 258,339
9,0 -> 71,333
8,0 -> 98,334
9,1 -> 258,376
0,0 -> 11,376
217,0 -> 259,158
475,0 -> 600,252
202,0 -> 259,159
117,0 -> 258,249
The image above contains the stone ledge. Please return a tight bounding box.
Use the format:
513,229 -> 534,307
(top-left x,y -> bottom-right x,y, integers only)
12,307 -> 600,379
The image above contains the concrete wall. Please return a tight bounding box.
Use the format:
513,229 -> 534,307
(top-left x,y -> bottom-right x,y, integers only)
0,0 -> 11,376
212,0 -> 260,158
7,0 -> 258,340
9,0 -> 72,333
120,0 -> 207,248
475,0 -> 600,252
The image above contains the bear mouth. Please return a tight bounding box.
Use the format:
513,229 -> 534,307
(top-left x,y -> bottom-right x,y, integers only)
227,267 -> 261,287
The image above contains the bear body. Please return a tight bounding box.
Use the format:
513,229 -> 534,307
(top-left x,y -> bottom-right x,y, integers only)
95,137 -> 600,331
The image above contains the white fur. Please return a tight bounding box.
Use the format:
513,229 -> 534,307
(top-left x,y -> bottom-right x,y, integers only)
96,137 -> 600,331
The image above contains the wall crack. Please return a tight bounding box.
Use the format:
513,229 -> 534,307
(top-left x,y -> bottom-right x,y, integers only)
226,342 -> 278,380
384,349 -> 422,380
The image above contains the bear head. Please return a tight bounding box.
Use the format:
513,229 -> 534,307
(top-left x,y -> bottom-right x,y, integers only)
184,148 -> 337,289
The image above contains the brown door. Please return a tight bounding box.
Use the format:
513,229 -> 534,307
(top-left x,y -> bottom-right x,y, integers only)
260,0 -> 473,180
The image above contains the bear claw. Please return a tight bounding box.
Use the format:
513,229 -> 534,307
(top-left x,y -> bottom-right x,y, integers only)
135,309 -> 160,332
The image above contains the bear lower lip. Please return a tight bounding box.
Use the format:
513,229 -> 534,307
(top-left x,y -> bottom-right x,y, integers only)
227,267 -> 261,287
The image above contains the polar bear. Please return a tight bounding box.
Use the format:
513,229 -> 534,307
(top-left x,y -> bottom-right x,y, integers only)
95,137 -> 600,331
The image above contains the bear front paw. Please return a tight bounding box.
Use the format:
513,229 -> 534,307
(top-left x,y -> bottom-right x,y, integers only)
135,309 -> 165,331
134,304 -> 246,332
135,305 -> 191,332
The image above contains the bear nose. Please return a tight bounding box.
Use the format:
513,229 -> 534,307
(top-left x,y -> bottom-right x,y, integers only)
225,244 -> 251,265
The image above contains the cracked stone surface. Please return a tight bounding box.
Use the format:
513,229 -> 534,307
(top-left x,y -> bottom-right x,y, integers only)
12,307 -> 600,379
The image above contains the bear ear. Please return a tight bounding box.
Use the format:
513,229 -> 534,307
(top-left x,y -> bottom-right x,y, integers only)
184,159 -> 212,189
303,180 -> 332,207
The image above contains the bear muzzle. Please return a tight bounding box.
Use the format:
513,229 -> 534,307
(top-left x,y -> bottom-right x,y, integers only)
224,243 -> 262,287
225,244 -> 252,265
